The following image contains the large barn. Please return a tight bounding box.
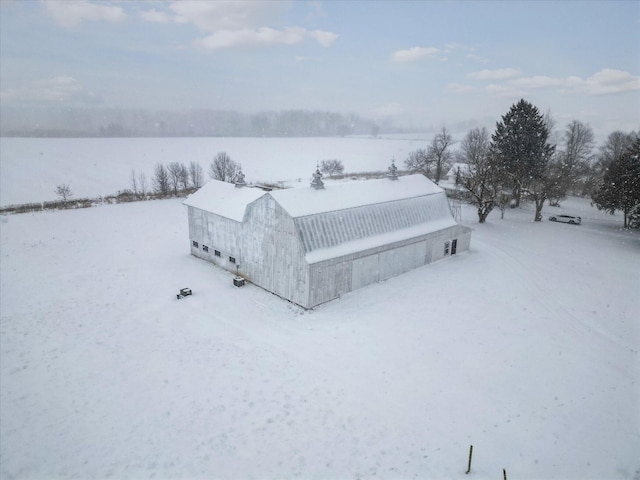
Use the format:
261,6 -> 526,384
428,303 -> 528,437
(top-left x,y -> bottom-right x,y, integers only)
184,168 -> 472,308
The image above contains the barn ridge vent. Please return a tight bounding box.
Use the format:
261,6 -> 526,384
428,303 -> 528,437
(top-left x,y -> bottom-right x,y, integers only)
310,166 -> 325,190
388,159 -> 398,180
234,169 -> 247,188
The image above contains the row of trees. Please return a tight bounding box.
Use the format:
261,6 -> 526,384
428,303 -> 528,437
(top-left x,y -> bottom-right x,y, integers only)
404,99 -> 639,225
140,153 -> 347,197
136,152 -> 243,198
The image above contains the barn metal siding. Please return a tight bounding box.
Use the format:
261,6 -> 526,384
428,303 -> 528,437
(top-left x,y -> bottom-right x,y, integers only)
294,193 -> 451,253
309,261 -> 352,307
305,224 -> 471,307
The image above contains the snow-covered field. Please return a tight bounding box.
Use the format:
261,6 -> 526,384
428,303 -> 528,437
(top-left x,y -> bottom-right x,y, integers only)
1,137 -> 639,479
1,188 -> 638,479
0,136 -> 431,206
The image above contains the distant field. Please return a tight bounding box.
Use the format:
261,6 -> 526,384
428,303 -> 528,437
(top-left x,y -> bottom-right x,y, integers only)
0,136 -> 432,205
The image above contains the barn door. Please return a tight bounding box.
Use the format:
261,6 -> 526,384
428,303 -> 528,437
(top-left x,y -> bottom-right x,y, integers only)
451,239 -> 458,255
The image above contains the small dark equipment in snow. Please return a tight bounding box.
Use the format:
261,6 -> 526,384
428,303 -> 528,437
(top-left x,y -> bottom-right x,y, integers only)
233,277 -> 245,287
177,287 -> 192,299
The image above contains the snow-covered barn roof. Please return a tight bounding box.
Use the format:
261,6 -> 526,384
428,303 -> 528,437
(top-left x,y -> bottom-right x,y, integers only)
184,174 -> 444,222
183,179 -> 266,222
269,174 -> 442,218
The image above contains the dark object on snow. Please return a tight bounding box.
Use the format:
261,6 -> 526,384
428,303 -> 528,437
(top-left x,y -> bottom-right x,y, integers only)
177,287 -> 192,299
465,445 -> 473,474
233,277 -> 245,287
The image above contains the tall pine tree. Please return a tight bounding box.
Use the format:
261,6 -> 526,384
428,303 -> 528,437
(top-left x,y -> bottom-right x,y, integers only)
490,99 -> 555,220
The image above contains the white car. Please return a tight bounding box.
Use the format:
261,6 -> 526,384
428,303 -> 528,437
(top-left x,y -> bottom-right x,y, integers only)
549,214 -> 581,225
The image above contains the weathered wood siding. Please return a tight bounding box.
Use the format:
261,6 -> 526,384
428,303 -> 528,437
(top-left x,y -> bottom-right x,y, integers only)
188,206 -> 243,271
242,196 -> 309,306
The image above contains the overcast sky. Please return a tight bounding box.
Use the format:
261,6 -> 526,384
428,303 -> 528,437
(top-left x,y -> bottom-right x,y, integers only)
1,0 -> 639,137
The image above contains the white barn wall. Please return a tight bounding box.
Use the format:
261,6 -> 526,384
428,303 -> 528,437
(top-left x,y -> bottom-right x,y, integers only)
185,175 -> 473,309
306,224 -> 472,307
188,207 -> 243,271
243,196 -> 309,306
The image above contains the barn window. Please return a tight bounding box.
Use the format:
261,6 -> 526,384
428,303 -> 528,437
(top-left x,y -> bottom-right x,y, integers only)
192,241 -> 199,248
229,256 -> 236,264
214,250 -> 221,257
444,241 -> 450,255
203,245 -> 209,252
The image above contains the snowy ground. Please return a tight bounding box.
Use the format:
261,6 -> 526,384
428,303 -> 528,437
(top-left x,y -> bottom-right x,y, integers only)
1,192 -> 638,480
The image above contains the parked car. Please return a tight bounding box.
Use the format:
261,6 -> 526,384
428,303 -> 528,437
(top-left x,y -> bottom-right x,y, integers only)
549,214 -> 581,225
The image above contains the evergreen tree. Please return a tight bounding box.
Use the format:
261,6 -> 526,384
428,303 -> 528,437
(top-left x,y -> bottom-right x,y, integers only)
490,99 -> 555,219
592,137 -> 640,227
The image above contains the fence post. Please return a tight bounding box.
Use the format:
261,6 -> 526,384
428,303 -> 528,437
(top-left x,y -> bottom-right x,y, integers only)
465,445 -> 473,474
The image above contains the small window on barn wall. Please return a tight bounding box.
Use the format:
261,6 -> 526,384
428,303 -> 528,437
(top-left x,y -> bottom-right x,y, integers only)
451,239 -> 458,255
214,250 -> 221,257
229,256 -> 236,264
192,241 -> 199,248
203,245 -> 209,252
444,241 -> 450,255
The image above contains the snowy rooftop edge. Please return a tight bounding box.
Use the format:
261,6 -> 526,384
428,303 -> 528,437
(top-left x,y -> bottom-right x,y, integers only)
305,217 -> 461,264
182,180 -> 266,222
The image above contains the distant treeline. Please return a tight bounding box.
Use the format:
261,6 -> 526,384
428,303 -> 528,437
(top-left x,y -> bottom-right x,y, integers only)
0,189 -> 198,216
1,107 -> 398,138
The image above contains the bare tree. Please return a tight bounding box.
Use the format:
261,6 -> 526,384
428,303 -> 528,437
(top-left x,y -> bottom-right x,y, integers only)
543,109 -> 561,146
209,152 -> 240,182
153,163 -> 170,196
137,171 -> 147,198
130,169 -> 139,197
55,183 -> 73,203
178,164 -> 189,191
580,130 -> 636,197
458,128 -> 504,223
166,162 -> 183,195
598,131 -> 635,167
188,161 -> 204,189
428,127 -> 455,184
320,159 -> 344,177
548,120 -> 595,205
404,148 -> 433,177
405,128 -> 454,183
